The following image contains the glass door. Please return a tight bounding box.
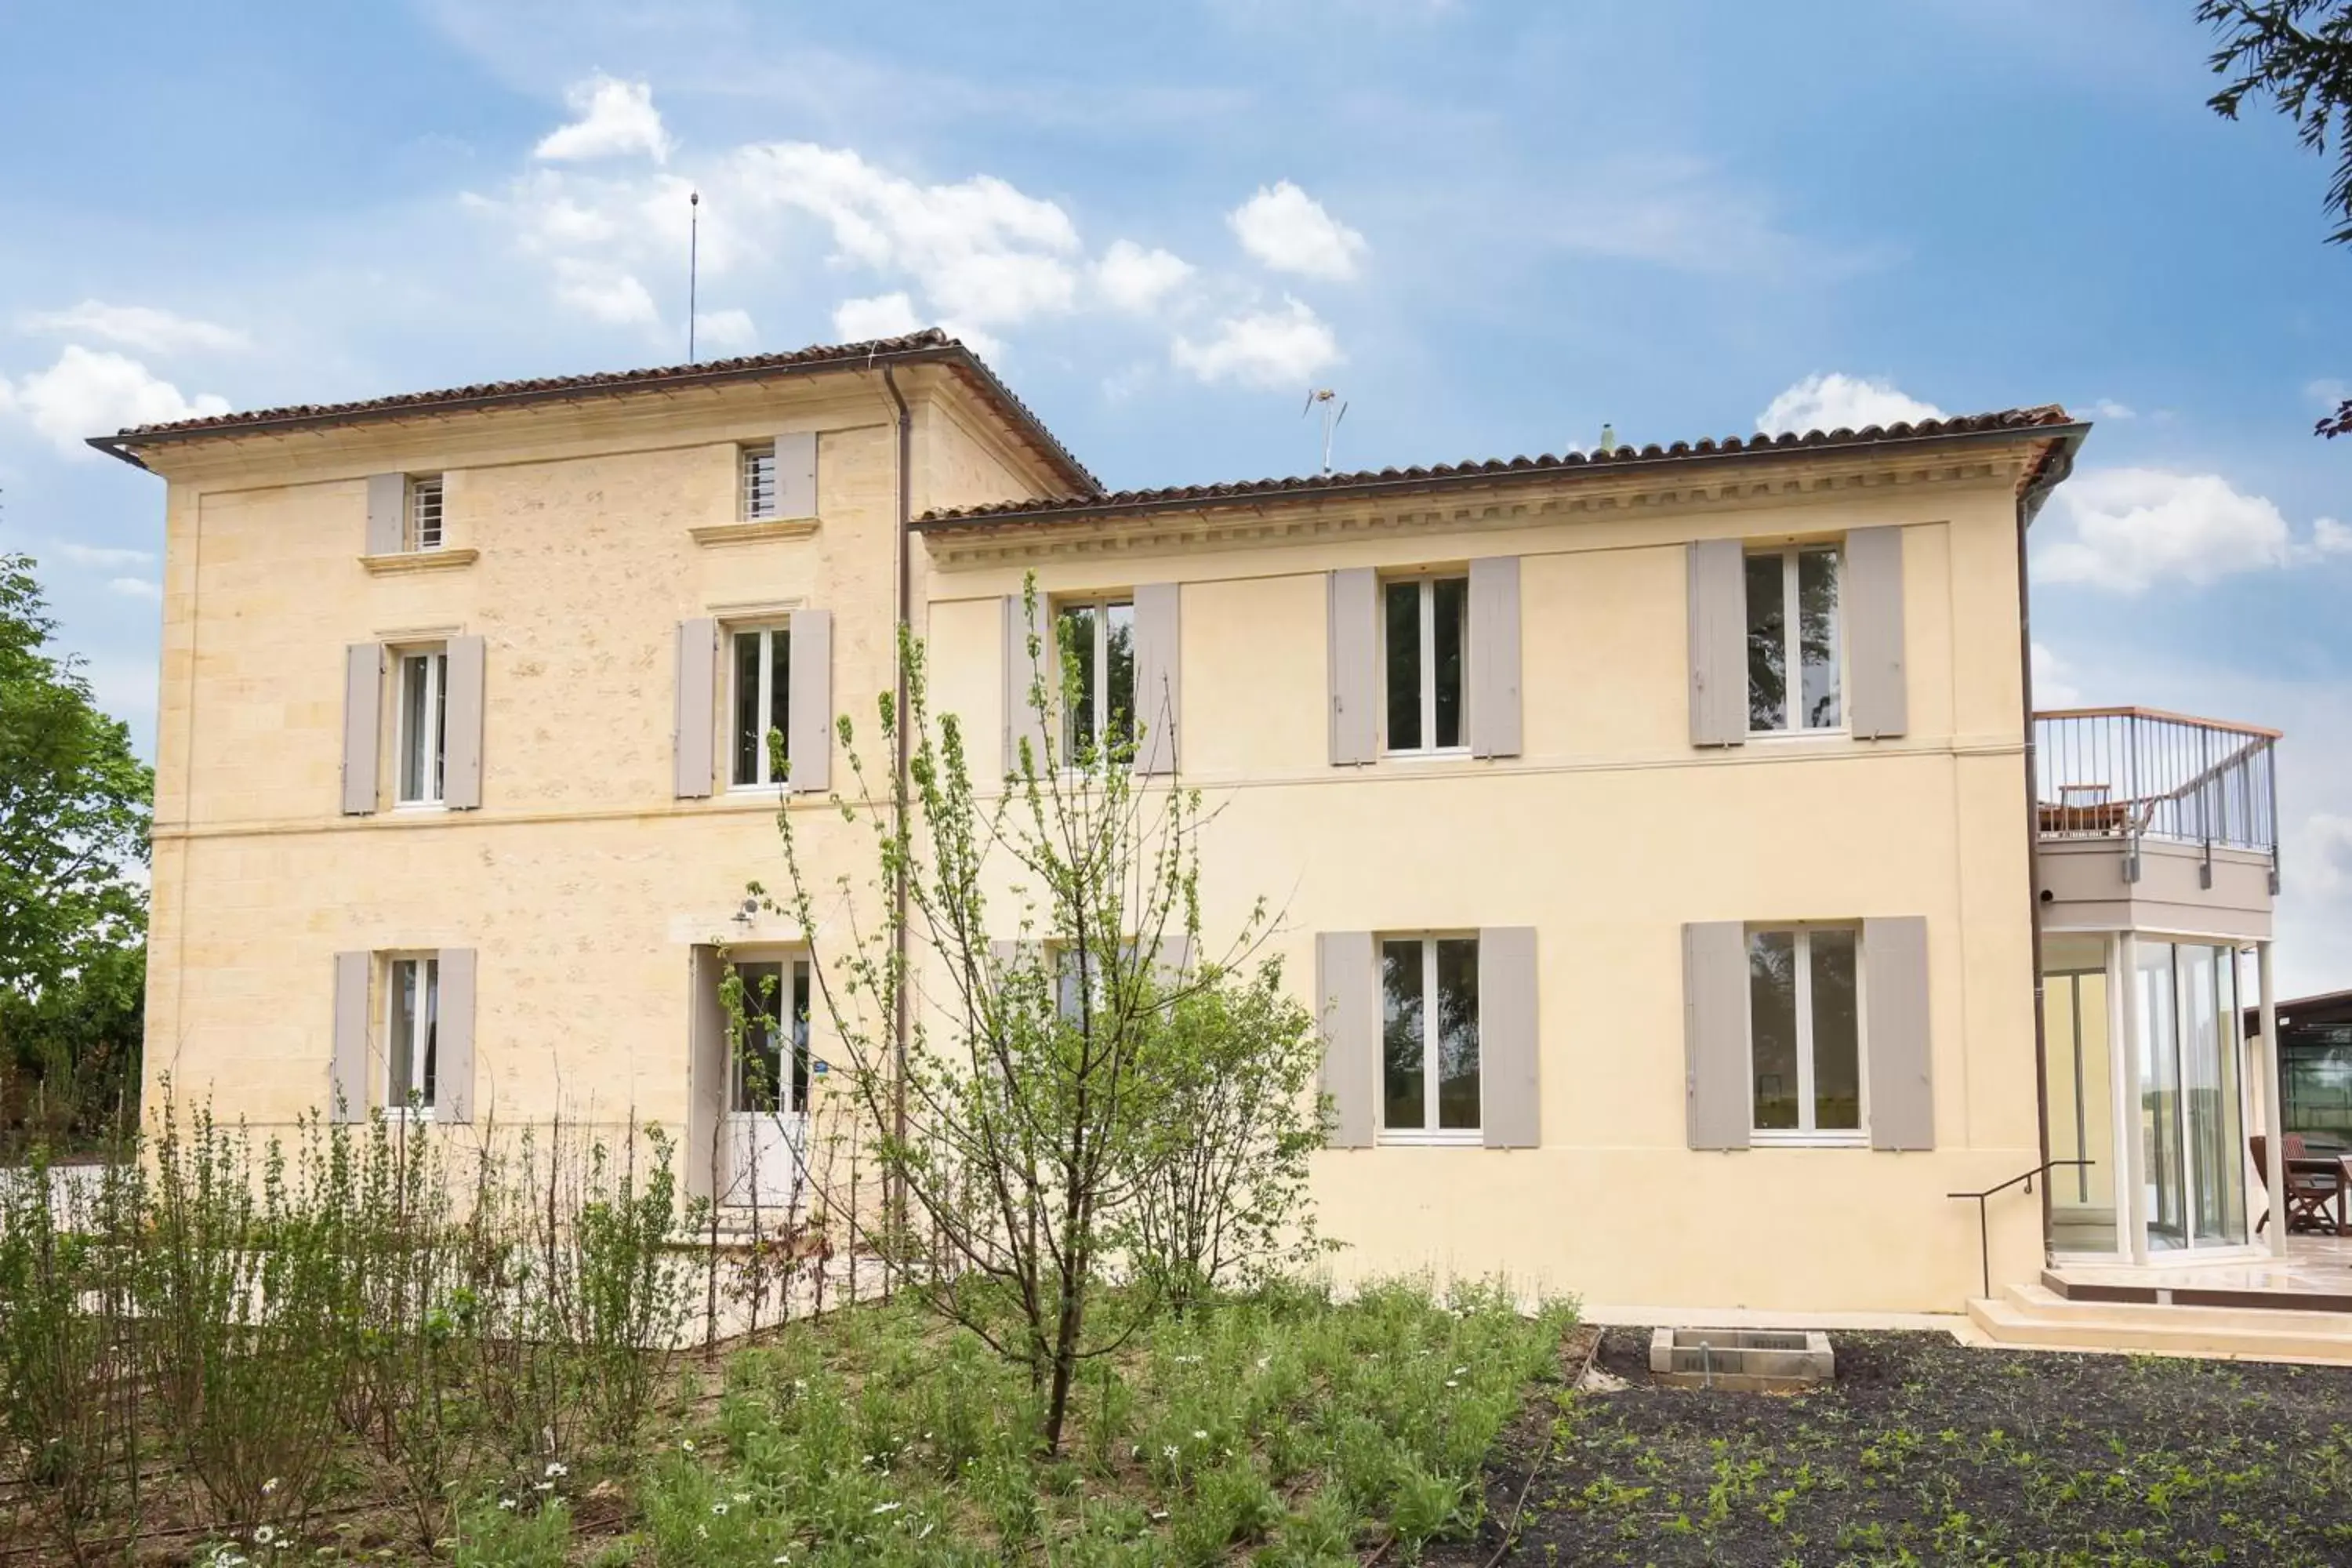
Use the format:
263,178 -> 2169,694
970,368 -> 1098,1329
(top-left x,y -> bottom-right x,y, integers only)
2134,941 -> 2250,1251
2042,936 -> 2118,1254
724,959 -> 811,1210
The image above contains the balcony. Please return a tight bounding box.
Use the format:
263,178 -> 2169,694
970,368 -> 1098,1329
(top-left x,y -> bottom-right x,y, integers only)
2034,707 -> 2281,942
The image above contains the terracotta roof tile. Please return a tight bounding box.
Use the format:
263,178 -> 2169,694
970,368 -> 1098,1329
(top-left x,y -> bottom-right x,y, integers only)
90,328 -> 1102,495
915,405 -> 2081,530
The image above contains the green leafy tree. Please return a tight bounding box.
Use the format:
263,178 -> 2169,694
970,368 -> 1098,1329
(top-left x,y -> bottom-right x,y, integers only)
763,580 -> 1315,1453
0,552 -> 153,1142
2198,1 -> 2352,434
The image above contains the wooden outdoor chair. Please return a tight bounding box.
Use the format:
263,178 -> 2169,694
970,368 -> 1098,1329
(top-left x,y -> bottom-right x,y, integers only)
2252,1134 -> 2343,1234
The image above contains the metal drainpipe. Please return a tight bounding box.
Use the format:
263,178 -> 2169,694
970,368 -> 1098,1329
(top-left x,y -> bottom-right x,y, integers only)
2016,434 -> 2082,1272
880,365 -> 913,1276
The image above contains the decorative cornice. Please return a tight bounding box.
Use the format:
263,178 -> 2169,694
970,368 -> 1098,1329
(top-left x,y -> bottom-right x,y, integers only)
689,516 -> 821,548
361,548 -> 478,576
920,455 -> 2022,571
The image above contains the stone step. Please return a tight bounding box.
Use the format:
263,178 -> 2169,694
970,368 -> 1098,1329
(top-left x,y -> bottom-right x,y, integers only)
2009,1281 -> 2352,1339
1966,1291 -> 2352,1366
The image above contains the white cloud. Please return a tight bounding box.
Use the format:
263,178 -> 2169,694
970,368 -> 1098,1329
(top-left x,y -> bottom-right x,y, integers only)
832,292 -> 924,342
1094,240 -> 1193,314
0,346 -> 230,457
1757,373 -> 1945,435
106,577 -> 161,603
1228,181 -> 1367,281
2085,398 -> 2135,420
2308,378 -> 2350,408
2314,517 -> 2352,557
2296,811 -> 2352,902
692,308 -> 757,353
533,74 -> 671,163
1171,297 -> 1341,388
2036,467 -> 2291,593
551,259 -> 658,326
51,541 -> 156,568
2031,643 -> 2084,708
18,300 -> 250,355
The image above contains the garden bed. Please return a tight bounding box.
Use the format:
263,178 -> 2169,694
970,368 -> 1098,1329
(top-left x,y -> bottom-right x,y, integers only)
1433,1326 -> 2352,1567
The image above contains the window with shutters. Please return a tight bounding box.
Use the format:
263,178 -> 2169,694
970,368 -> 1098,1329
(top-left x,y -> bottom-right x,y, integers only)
385,954 -> 439,1116
1382,574 -> 1468,755
1747,924 -> 1866,1144
1745,543 -> 1842,734
729,622 -> 793,788
1055,597 -> 1134,760
740,444 -> 779,521
405,476 -> 445,552
394,646 -> 449,807
1379,934 -> 1480,1144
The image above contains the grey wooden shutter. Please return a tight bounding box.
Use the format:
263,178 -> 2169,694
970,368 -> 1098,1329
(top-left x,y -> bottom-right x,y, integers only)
1327,568 -> 1377,765
1845,527 -> 1908,740
1132,582 -> 1181,776
365,474 -> 407,555
673,618 -> 716,799
332,951 -> 370,1123
1154,934 -> 1193,984
436,947 -> 476,1124
1687,539 -> 1748,748
1316,931 -> 1376,1148
1864,916 -> 1934,1150
775,431 -> 818,519
1682,920 -> 1751,1150
1479,927 -> 1539,1148
1003,596 -> 1048,777
788,609 -> 833,793
444,635 -> 486,810
1468,557 -> 1523,759
341,643 -> 383,815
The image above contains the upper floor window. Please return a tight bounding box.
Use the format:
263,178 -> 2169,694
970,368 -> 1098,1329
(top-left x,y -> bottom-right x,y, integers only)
1748,925 -> 1862,1142
1746,544 -> 1840,734
731,622 -> 792,788
405,476 -> 445,552
741,444 -> 779,521
386,954 -> 440,1116
395,646 -> 449,807
1384,575 -> 1467,754
1381,934 -> 1480,1142
1056,597 -> 1134,760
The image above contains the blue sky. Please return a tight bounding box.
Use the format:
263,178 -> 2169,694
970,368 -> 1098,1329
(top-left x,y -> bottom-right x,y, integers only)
4,0 -> 2350,987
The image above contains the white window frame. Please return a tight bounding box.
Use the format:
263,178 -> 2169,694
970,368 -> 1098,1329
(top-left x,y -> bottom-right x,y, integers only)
1745,543 -> 1844,738
728,620 -> 793,790
1054,595 -> 1134,761
383,953 -> 440,1120
1381,573 -> 1469,758
392,645 -> 449,809
728,954 -> 812,1120
405,476 -> 445,553
740,444 -> 779,521
1747,922 -> 1869,1148
1377,931 -> 1483,1147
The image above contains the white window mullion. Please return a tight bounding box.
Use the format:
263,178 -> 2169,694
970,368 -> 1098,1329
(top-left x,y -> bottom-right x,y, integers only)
1782,549 -> 1802,732
429,654 -> 446,803
1093,606 -> 1109,746
756,630 -> 775,786
1792,928 -> 1817,1134
1421,938 -> 1439,1131
1419,582 -> 1437,752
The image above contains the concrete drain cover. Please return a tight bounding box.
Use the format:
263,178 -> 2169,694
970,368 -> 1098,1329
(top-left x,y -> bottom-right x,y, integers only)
1649,1328 -> 1833,1392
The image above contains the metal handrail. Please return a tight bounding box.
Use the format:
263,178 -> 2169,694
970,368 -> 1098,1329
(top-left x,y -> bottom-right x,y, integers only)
1948,1160 -> 2093,1299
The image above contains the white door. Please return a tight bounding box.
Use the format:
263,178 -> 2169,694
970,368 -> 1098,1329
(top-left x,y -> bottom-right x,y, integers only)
724,959 -> 811,1210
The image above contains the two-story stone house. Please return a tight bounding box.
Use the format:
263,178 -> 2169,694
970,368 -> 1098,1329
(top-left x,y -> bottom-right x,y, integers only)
96,330 -> 2307,1338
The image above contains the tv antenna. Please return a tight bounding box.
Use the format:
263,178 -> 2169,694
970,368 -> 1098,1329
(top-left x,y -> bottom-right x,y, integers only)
1303,387 -> 1348,476
687,189 -> 702,363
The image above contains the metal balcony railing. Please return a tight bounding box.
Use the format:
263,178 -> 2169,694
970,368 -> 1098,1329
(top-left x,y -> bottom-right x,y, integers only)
2034,707 -> 2280,889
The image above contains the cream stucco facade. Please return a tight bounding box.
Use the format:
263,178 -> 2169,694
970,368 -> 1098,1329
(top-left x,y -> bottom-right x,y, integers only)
109,336 -> 2090,1318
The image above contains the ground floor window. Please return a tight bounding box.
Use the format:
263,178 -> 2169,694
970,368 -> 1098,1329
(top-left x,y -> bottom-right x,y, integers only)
386,955 -> 439,1115
1380,935 -> 1479,1142
1748,926 -> 1862,1141
731,958 -> 811,1116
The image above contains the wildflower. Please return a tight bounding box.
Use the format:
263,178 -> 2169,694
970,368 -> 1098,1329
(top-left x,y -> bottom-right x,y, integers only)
499,1498 -> 517,1512
1254,1356 -> 1270,1371
1150,1510 -> 1169,1522
252,1527 -> 277,1546
1445,1379 -> 1460,1388
1161,1445 -> 1179,1461
1192,1430 -> 1208,1440
1173,1354 -> 1202,1365
545,1461 -> 568,1479
1452,1367 -> 1468,1376
712,1501 -> 730,1515
534,1481 -> 554,1493
262,1478 -> 280,1496
919,1523 -> 935,1540
697,1524 -> 710,1540
871,1501 -> 901,1515
681,1439 -> 696,1454
733,1493 -> 750,1504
